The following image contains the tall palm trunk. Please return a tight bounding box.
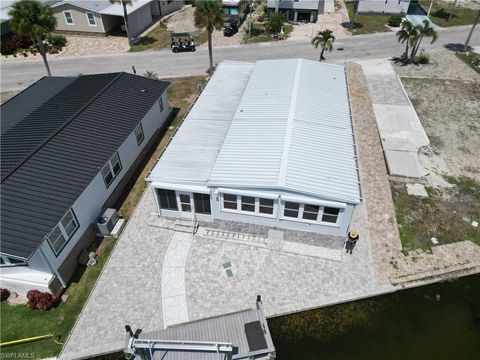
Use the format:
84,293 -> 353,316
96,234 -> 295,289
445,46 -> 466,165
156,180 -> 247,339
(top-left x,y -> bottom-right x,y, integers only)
319,46 -> 325,62
122,1 -> 131,46
207,29 -> 213,74
36,35 -> 51,76
464,10 -> 480,52
411,35 -> 425,60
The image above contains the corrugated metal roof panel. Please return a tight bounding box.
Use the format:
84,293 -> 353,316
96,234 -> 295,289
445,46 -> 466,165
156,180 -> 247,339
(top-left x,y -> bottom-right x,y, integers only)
208,59 -> 361,203
147,61 -> 254,185
0,73 -> 169,259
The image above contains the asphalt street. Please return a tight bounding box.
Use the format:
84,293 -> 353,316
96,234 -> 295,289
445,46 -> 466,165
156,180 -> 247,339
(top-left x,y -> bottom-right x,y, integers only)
0,25 -> 478,92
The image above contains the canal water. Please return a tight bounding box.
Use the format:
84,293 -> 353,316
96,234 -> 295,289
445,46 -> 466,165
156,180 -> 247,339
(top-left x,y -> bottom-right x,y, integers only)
268,274 -> 480,359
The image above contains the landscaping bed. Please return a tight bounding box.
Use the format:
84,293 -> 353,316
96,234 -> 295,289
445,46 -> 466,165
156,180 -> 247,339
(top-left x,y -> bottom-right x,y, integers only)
456,51 -> 480,74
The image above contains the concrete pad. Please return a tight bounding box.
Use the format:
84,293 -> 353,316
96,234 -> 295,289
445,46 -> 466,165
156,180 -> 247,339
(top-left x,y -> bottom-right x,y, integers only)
406,183 -> 429,197
385,150 -> 429,178
372,104 -> 430,148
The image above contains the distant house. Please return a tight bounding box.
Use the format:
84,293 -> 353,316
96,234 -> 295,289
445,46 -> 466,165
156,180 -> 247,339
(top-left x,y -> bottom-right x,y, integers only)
357,0 -> 411,14
147,59 -> 361,238
266,0 -> 326,23
0,73 -> 171,296
51,0 -> 184,37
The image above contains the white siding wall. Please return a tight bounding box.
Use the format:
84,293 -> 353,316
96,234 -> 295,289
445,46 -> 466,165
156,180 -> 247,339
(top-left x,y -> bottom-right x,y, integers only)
357,0 -> 410,14
1,92 -> 170,295
159,0 -> 185,17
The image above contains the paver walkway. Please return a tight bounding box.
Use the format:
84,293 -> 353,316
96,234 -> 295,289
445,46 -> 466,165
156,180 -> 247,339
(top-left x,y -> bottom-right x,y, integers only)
161,231 -> 193,327
359,59 -> 430,178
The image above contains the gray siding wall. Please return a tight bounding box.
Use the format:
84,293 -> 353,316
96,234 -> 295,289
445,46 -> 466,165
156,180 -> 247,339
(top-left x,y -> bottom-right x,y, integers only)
357,0 -> 410,14
53,4 -> 105,33
39,91 -> 170,273
159,0 -> 185,17
267,0 -> 323,11
126,3 -> 153,37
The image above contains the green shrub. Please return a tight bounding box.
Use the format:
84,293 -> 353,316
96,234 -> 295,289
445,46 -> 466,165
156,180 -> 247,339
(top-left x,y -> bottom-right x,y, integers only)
388,16 -> 403,27
417,51 -> 430,64
268,12 -> 285,33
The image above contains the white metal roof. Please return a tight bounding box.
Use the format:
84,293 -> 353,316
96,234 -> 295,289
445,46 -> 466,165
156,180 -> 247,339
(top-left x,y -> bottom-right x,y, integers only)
51,0 -> 151,15
148,59 -> 361,204
147,61 -> 255,185
208,59 -> 361,204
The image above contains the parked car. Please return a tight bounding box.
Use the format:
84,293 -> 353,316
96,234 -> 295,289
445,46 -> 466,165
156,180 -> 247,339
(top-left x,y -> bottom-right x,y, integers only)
223,17 -> 238,36
171,32 -> 196,53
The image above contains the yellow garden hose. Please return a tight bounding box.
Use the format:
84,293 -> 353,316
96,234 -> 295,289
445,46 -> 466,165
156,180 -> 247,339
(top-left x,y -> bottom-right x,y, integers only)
0,334 -> 63,347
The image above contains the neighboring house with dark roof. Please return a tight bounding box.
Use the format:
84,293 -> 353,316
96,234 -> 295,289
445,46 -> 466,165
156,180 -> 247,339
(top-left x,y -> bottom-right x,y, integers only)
51,0 -> 184,37
0,73 -> 171,296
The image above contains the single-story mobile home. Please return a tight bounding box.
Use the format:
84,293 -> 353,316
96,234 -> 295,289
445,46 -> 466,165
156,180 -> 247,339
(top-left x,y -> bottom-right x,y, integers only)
0,73 -> 170,295
357,0 -> 411,14
51,0 -> 184,37
267,0 -> 326,22
147,59 -> 361,238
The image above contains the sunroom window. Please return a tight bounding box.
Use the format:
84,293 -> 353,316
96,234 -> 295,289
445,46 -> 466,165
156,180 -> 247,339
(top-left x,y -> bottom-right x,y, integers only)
223,194 -> 238,210
283,202 -> 300,218
321,207 -> 340,223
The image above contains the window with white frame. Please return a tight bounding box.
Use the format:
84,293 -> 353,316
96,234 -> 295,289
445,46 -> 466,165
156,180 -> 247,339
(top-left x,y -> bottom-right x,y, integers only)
259,198 -> 274,215
47,209 -> 79,255
321,207 -> 340,224
302,204 -> 319,221
222,193 -> 277,217
223,193 -> 238,210
157,189 -> 178,210
101,152 -> 122,188
241,196 -> 255,212
64,11 -> 74,25
0,255 -> 27,267
179,193 -> 192,212
282,201 -> 341,226
283,201 -> 300,218
86,12 -> 96,26
134,123 -> 145,145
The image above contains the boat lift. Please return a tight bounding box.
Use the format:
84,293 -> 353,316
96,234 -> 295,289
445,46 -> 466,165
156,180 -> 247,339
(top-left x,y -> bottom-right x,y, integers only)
124,327 -> 233,360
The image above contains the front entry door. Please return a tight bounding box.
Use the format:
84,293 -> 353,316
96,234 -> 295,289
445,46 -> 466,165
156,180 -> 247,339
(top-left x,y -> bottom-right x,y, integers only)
177,192 -> 193,218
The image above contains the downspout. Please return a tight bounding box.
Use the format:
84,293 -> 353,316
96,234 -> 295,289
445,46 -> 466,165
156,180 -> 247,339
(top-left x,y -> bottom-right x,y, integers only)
39,246 -> 66,289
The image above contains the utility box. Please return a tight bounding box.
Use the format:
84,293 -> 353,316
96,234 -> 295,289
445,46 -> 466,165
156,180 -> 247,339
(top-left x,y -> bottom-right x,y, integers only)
96,208 -> 119,235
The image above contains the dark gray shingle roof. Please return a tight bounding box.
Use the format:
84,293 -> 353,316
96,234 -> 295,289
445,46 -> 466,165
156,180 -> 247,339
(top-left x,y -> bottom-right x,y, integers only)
1,73 -> 169,259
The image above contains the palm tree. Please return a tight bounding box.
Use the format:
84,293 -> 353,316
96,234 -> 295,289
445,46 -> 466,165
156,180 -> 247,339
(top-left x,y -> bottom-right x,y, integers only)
396,20 -> 418,62
311,29 -> 335,62
464,10 -> 480,52
410,20 -> 438,61
110,0 -> 133,46
194,0 -> 224,74
8,0 -> 56,76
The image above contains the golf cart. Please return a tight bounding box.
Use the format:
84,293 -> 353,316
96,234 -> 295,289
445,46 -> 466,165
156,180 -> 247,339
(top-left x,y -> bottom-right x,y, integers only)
223,17 -> 238,36
171,32 -> 196,53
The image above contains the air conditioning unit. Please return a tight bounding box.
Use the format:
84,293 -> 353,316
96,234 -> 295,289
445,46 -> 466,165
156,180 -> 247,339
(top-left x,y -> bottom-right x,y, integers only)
96,208 -> 119,236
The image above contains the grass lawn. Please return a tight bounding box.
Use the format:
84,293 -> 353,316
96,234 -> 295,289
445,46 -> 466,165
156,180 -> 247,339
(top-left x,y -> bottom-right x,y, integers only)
392,177 -> 480,250
455,51 -> 480,74
418,0 -> 478,27
345,2 -> 391,35
243,22 -> 292,44
0,77 -> 205,358
0,238 -> 116,358
130,22 -> 207,52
